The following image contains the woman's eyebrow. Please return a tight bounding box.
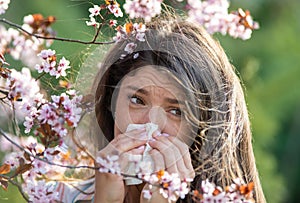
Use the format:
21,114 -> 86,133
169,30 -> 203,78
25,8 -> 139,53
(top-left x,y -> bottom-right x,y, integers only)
126,85 -> 149,95
164,97 -> 184,105
126,85 -> 184,105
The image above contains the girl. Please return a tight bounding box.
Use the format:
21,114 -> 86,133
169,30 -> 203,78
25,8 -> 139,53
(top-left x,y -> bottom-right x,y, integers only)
91,17 -> 266,203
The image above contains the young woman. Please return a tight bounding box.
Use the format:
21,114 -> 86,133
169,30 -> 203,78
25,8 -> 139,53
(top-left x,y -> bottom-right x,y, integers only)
90,16 -> 266,203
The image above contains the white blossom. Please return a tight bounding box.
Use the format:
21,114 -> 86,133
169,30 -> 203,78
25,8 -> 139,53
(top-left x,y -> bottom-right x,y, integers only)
0,0 -> 10,15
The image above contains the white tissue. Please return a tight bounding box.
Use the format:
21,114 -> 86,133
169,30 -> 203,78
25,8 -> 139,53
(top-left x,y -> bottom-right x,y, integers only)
124,123 -> 158,185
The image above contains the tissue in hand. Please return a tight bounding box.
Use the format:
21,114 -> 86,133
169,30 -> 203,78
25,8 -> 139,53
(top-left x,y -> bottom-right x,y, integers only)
124,123 -> 158,185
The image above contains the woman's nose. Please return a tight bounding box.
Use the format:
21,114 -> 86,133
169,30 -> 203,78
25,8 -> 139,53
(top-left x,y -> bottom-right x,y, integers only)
148,106 -> 167,130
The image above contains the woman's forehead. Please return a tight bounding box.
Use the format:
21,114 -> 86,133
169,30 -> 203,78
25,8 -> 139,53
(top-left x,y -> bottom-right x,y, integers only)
120,66 -> 185,97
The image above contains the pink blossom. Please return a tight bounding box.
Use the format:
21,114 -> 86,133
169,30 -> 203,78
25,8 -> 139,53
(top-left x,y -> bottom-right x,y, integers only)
37,49 -> 55,60
56,57 -> 70,78
23,14 -> 34,24
22,170 -> 37,181
4,152 -> 22,168
32,159 -> 48,174
86,16 -> 100,28
124,42 -> 137,54
123,0 -> 163,22
112,30 -> 125,42
24,116 -> 34,133
36,49 -> 71,78
96,155 -> 121,175
136,32 -> 145,41
201,179 -> 215,194
142,190 -> 152,199
107,3 -> 123,18
38,104 -> 57,125
109,19 -> 118,27
186,0 -> 259,40
88,4 -> 101,17
133,22 -> 146,33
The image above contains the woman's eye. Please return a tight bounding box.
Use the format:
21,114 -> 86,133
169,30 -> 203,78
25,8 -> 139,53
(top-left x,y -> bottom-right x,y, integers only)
129,95 -> 145,105
169,108 -> 182,117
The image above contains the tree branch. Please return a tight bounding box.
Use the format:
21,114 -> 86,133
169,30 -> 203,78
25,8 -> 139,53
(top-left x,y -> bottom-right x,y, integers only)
0,18 -> 115,45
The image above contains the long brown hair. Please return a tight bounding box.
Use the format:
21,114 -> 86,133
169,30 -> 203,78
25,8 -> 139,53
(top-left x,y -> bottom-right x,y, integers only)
93,17 -> 265,202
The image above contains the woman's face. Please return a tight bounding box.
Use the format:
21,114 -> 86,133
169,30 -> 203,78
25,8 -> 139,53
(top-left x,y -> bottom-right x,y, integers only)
113,66 -> 193,145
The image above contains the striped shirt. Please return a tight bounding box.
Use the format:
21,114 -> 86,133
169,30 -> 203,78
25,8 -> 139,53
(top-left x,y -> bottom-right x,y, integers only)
55,178 -> 95,203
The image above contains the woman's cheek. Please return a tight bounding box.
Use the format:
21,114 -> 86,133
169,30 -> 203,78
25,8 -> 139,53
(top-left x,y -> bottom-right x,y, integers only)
114,107 -> 130,134
162,121 -> 180,137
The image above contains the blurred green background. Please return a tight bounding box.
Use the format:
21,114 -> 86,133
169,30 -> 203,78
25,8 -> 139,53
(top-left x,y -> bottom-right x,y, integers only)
1,0 -> 299,202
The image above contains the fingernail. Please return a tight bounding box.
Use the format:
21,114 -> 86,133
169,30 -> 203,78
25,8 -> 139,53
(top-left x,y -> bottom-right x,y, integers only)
137,145 -> 145,150
153,130 -> 161,137
161,133 -> 169,137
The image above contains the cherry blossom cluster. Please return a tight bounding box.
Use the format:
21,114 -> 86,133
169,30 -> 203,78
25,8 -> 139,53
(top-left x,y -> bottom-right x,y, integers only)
0,14 -> 55,67
113,22 -> 146,58
0,135 -> 64,202
35,49 -> 71,79
0,25 -> 40,67
85,0 -> 259,61
96,154 -> 121,175
24,89 -> 82,138
3,67 -> 45,122
0,51 -> 86,202
96,154 -> 191,202
5,67 -> 41,103
1,135 -> 61,202
22,14 -> 56,38
96,154 -> 255,202
23,180 -> 59,203
0,0 -> 10,15
123,0 -> 163,22
141,170 -> 192,202
192,179 -> 255,203
186,0 -> 259,40
0,129 -> 95,201
86,1 -> 123,28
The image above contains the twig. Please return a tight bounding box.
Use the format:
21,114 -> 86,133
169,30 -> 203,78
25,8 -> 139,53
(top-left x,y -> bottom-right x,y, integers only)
0,174 -> 30,202
0,18 -> 115,45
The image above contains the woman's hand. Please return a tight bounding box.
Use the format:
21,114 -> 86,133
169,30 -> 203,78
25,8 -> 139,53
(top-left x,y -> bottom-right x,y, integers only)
140,132 -> 195,203
94,128 -> 148,203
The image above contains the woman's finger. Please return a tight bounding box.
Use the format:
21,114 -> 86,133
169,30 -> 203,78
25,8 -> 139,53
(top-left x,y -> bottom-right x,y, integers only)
113,137 -> 147,153
148,138 -> 179,174
163,136 -> 195,179
104,128 -> 148,154
149,149 -> 165,172
166,136 -> 194,172
150,135 -> 195,179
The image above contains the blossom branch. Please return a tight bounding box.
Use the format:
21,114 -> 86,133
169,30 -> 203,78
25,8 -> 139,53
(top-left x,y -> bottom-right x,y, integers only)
0,127 -> 96,170
91,10 -> 107,43
0,18 -> 114,45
